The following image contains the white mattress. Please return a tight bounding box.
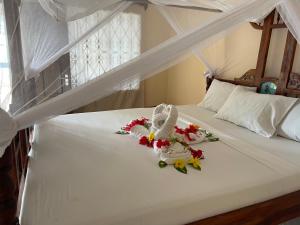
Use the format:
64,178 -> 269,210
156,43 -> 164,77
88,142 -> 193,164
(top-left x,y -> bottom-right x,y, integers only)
20,105 -> 300,225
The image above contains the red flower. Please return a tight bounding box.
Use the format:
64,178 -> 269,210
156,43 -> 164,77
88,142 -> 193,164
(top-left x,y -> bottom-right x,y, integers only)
175,125 -> 199,141
175,126 -> 185,134
190,148 -> 204,159
139,136 -> 154,148
156,139 -> 170,148
186,124 -> 198,134
147,140 -> 154,148
139,136 -> 148,145
123,118 -> 149,132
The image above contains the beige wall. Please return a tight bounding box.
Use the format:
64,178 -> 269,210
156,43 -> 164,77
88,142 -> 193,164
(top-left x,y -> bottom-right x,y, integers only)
141,5 -> 173,107
166,56 -> 206,105
141,7 -> 300,107
141,6 -> 207,107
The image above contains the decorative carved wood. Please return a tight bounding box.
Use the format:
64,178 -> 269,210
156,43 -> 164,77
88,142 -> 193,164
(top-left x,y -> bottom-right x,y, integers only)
235,69 -> 256,81
208,9 -> 300,98
203,9 -> 300,224
278,31 -> 298,95
288,73 -> 300,90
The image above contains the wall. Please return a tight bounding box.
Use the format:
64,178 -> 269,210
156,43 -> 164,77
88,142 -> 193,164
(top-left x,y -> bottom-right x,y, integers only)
166,55 -> 206,105
142,9 -> 300,105
142,7 -> 300,107
142,6 -> 208,107
221,25 -> 300,79
141,5 -> 174,107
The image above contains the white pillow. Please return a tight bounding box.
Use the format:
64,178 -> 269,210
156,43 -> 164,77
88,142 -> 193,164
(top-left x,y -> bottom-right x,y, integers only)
215,86 -> 298,137
278,100 -> 300,142
199,79 -> 256,112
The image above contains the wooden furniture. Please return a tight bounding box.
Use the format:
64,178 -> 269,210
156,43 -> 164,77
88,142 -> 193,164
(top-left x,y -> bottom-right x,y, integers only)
201,9 -> 300,225
1,9 -> 300,225
207,10 -> 300,98
0,129 -> 31,225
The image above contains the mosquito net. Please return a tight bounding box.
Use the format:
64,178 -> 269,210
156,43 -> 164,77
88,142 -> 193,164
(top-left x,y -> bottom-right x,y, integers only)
1,0 -> 299,156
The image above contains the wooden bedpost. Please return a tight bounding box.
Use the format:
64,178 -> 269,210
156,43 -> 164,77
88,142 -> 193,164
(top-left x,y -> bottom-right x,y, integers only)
206,76 -> 214,91
0,146 -> 18,225
0,129 -> 31,225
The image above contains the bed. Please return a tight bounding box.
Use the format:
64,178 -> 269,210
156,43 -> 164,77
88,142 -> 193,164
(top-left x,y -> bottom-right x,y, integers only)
19,105 -> 300,225
1,9 -> 300,225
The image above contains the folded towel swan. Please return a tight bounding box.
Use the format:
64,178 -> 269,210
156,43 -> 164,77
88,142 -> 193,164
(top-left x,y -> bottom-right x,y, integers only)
151,104 -> 192,164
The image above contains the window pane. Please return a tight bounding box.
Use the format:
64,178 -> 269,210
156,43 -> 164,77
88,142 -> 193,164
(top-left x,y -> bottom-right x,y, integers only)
0,2 -> 11,111
68,10 -> 141,89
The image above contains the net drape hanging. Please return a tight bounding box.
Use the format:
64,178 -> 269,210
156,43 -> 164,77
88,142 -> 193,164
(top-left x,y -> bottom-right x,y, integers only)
2,0 -> 300,157
277,0 -> 300,44
13,0 -> 283,127
39,0 -> 232,22
38,0 -> 122,21
156,5 -> 215,75
21,2 -> 69,80
22,1 -> 132,80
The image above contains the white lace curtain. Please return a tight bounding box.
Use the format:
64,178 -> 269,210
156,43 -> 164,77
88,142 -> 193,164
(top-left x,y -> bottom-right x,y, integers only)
69,9 -> 141,89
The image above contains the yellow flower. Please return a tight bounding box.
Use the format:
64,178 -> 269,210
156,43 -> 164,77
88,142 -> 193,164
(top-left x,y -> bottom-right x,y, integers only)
148,132 -> 155,142
174,159 -> 186,169
188,157 -> 201,169
191,124 -> 200,129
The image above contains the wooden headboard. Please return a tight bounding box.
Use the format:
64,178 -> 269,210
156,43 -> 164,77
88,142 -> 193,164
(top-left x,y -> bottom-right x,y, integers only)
207,10 -> 300,98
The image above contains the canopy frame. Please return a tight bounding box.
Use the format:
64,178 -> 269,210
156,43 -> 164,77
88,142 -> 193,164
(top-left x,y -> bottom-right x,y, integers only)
2,7 -> 300,225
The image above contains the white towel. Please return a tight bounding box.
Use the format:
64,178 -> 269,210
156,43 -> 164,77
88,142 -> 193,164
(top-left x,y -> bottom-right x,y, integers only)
151,104 -> 178,140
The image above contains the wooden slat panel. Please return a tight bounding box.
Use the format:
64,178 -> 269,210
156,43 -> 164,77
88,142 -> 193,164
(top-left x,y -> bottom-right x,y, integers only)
0,146 -> 18,225
278,31 -> 298,95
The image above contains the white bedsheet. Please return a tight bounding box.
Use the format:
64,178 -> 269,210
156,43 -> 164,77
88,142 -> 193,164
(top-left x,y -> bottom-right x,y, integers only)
20,106 -> 300,225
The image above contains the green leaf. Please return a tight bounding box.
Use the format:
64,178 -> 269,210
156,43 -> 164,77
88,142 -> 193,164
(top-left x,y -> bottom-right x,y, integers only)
158,161 -> 167,168
208,137 -> 219,142
191,164 -> 201,171
144,123 -> 151,129
174,165 -> 187,174
180,141 -> 189,147
116,130 -> 129,135
205,132 -> 213,138
170,137 -> 177,144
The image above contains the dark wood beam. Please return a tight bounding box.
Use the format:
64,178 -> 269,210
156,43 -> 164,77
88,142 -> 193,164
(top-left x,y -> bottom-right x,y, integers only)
278,31 -> 297,95
255,10 -> 275,86
188,190 -> 300,225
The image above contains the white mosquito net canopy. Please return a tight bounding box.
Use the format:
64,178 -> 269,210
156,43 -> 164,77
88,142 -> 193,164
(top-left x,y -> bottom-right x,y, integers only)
0,0 -> 300,156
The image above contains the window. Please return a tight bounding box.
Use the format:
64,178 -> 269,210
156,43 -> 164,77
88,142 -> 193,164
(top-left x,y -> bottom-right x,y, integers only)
0,2 -> 11,111
68,10 -> 141,89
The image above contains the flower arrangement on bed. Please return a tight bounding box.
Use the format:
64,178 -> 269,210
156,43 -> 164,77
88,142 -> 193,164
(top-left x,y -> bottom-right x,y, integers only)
117,104 -> 219,174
